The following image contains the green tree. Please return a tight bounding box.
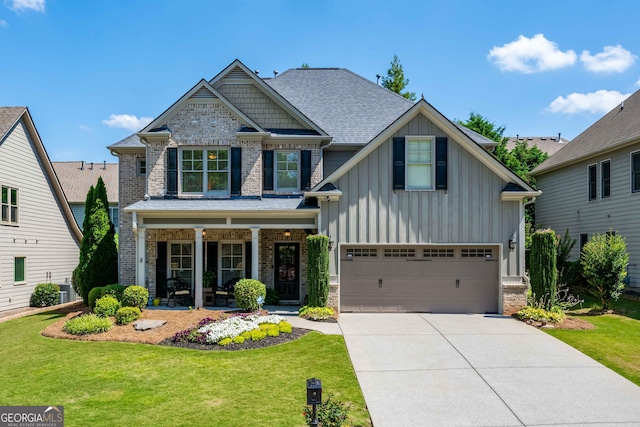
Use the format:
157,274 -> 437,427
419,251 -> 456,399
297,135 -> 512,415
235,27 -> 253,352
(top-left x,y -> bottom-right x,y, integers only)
456,112 -> 508,144
382,55 -> 416,101
580,233 -> 629,310
300,63 -> 310,69
529,229 -> 558,309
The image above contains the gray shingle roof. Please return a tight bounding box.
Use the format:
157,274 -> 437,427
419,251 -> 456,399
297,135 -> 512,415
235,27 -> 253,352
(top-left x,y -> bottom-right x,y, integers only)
454,123 -> 498,147
266,68 -> 413,145
506,136 -> 570,156
533,89 -> 640,174
108,133 -> 144,150
0,107 -> 27,140
52,161 -> 118,203
124,197 -> 315,212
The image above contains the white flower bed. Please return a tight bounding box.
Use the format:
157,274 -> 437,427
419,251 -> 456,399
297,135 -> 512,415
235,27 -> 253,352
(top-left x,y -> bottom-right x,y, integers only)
197,314 -> 286,344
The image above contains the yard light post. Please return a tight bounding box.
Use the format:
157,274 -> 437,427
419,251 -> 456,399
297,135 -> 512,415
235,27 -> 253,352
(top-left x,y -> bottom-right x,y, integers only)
306,378 -> 322,427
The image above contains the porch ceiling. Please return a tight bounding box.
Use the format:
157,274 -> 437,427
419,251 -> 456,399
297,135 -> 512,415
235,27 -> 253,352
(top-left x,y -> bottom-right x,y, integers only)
124,198 -> 318,215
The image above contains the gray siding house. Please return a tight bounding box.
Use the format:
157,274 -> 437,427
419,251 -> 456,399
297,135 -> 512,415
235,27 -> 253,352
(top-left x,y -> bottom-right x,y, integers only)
0,107 -> 81,312
532,89 -> 640,289
109,60 -> 538,314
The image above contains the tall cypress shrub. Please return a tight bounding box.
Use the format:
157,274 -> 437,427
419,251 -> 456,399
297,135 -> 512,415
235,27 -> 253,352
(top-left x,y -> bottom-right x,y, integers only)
307,235 -> 330,307
74,185 -> 95,303
529,229 -> 557,309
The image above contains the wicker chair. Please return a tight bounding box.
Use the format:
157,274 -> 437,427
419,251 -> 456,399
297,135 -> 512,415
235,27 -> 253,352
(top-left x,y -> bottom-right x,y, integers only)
166,277 -> 193,307
215,278 -> 239,307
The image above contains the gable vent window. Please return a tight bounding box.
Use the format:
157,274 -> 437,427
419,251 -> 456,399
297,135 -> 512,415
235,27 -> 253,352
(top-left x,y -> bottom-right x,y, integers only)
346,248 -> 378,258
384,248 -> 416,258
1,186 -> 19,225
588,164 -> 597,201
601,160 -> 610,199
461,248 -> 492,258
424,248 -> 454,258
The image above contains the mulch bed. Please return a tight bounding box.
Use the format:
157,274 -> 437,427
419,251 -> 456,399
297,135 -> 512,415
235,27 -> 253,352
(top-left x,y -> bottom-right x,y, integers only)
520,316 -> 596,330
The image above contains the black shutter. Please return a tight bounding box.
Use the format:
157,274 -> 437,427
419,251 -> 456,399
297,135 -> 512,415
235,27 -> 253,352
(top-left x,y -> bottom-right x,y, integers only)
435,137 -> 448,190
231,147 -> 242,196
263,150 -> 274,191
156,242 -> 167,297
393,137 -> 405,190
166,148 -> 178,196
245,241 -> 252,279
206,242 -> 218,286
301,150 -> 312,191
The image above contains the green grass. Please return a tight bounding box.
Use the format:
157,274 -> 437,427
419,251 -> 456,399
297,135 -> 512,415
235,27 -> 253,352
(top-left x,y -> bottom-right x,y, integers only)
545,293 -> 640,386
0,311 -> 370,427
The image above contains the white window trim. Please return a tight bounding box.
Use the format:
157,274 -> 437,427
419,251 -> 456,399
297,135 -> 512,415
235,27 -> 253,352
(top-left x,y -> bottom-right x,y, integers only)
14,256 -> 26,285
631,150 -> 640,194
275,150 -> 300,192
587,163 -> 597,201
219,241 -> 245,284
405,136 -> 435,191
600,159 -> 611,199
179,147 -> 230,196
1,185 -> 19,226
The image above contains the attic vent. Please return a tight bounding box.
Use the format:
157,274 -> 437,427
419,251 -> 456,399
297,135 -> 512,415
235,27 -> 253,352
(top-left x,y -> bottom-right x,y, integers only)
191,87 -> 217,99
541,137 -> 547,140
227,67 -> 247,79
527,138 -> 533,141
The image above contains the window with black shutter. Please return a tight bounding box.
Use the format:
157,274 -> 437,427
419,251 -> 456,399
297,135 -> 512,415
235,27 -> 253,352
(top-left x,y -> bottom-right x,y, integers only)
166,148 -> 178,196
588,164 -> 597,201
301,150 -> 312,191
231,147 -> 242,195
435,137 -> 448,190
393,137 -> 405,189
263,150 -> 274,191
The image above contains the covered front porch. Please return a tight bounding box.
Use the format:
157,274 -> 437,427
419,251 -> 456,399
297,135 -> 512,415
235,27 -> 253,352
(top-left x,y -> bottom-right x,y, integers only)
124,198 -> 319,308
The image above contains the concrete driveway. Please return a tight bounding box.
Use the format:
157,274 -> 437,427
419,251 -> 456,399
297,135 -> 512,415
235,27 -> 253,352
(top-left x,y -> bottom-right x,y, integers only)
338,313 -> 640,426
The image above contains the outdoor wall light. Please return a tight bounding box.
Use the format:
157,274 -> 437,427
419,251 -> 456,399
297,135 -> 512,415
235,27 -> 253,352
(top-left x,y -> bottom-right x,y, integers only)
328,236 -> 335,251
202,229 -> 207,237
509,238 -> 517,250
284,229 -> 291,238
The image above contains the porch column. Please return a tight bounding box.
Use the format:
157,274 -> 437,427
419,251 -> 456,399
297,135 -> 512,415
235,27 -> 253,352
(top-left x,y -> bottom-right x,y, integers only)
194,227 -> 204,308
136,228 -> 146,288
250,227 -> 259,280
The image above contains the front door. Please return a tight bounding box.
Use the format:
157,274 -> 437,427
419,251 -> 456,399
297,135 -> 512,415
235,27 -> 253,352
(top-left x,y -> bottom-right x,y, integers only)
274,243 -> 299,301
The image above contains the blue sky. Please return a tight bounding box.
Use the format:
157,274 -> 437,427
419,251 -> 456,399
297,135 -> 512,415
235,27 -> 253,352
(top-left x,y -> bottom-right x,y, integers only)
2,0 -> 640,163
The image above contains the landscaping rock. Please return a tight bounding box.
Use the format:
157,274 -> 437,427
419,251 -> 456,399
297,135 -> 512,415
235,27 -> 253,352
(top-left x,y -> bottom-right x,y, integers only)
134,319 -> 167,331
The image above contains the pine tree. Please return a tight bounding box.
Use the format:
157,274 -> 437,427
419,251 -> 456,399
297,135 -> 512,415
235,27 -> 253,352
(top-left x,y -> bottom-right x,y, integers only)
382,55 -> 416,101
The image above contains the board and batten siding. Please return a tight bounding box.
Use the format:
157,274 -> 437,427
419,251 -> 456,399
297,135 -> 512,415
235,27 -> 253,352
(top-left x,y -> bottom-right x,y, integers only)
319,113 -> 521,278
536,142 -> 640,287
0,119 -> 79,311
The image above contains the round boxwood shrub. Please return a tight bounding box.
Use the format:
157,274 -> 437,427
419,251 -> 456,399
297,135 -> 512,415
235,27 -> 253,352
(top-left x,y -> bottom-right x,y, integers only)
88,286 -> 105,309
30,283 -> 60,307
234,279 -> 266,312
115,306 -> 141,325
101,284 -> 127,302
63,313 -> 113,335
94,295 -> 121,317
121,285 -> 149,310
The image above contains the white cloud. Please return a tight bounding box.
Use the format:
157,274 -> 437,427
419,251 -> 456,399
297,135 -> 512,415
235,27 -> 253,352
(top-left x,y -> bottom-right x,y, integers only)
547,90 -> 630,114
0,20 -> 7,27
79,124 -> 92,131
580,45 -> 636,73
488,34 -> 577,73
102,114 -> 153,131
636,77 -> 640,87
8,0 -> 45,12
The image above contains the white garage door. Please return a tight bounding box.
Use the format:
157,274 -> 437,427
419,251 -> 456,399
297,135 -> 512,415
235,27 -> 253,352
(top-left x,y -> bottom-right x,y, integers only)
340,246 -> 499,313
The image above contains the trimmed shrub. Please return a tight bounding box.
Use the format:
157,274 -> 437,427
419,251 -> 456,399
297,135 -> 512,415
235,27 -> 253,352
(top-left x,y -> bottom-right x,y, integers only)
234,279 -> 266,312
218,337 -> 232,346
30,283 -> 60,307
299,306 -> 335,321
529,229 -> 558,310
265,287 -> 280,305
306,234 -> 330,307
266,326 -> 280,337
517,306 -> 564,324
122,285 -> 149,310
63,313 -> 113,335
304,395 -> 350,427
232,336 -> 245,344
581,232 -> 629,309
115,307 -> 141,325
101,284 -> 127,302
88,286 -> 105,309
94,296 -> 121,317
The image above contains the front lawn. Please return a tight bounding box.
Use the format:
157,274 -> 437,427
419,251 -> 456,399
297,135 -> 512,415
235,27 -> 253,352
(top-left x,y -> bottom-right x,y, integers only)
545,294 -> 640,386
0,311 -> 370,427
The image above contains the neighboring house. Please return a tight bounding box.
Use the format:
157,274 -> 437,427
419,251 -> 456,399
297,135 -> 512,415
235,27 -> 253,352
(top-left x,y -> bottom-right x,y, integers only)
507,135 -> 571,156
532,89 -> 640,289
108,59 -> 538,314
52,161 -> 119,232
0,107 -> 81,312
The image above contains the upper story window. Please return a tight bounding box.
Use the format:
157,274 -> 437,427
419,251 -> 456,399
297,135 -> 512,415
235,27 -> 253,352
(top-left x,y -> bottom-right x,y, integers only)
632,151 -> 640,193
601,160 -> 611,199
276,151 -> 299,191
406,137 -> 434,190
181,148 -> 229,196
137,159 -> 146,176
588,164 -> 597,201
1,186 -> 18,225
